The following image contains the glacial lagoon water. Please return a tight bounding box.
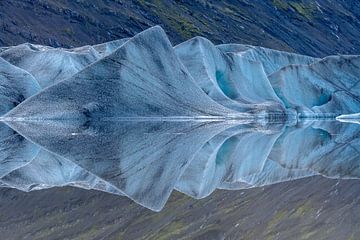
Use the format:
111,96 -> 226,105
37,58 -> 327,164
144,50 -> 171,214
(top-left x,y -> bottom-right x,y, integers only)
0,119 -> 359,211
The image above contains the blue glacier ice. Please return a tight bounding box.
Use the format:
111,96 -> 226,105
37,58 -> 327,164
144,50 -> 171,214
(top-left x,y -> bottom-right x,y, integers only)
2,26 -> 360,120
0,122 -> 39,178
269,56 -> 360,117
0,26 -> 359,211
3,27 -> 241,121
0,57 -> 41,116
336,113 -> 360,124
174,37 -> 285,115
1,148 -> 124,195
0,38 -> 128,88
217,44 -> 319,75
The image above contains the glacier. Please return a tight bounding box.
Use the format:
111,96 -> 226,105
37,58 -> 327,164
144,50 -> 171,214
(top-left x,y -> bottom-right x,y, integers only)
1,26 -> 360,120
0,26 -> 359,211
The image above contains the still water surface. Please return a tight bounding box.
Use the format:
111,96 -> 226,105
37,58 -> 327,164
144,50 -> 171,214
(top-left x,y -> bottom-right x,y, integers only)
0,119 -> 359,239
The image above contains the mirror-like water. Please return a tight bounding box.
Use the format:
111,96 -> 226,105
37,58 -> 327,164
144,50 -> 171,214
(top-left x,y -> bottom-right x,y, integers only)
1,119 -> 359,212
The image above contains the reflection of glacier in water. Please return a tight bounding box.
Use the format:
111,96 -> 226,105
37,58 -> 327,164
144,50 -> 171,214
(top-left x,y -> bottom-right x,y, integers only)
0,26 -> 360,211
1,120 -> 360,212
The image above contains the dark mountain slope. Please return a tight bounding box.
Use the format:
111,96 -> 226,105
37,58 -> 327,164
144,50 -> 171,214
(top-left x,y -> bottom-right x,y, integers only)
1,0 -> 360,57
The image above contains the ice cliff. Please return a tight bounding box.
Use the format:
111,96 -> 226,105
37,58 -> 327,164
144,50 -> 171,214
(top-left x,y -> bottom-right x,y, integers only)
1,26 -> 359,119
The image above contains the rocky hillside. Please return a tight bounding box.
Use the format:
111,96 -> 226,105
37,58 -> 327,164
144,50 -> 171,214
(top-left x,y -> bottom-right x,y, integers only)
1,0 -> 360,57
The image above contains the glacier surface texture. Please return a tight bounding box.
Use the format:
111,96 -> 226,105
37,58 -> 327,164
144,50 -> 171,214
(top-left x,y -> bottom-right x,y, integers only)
0,26 -> 359,211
